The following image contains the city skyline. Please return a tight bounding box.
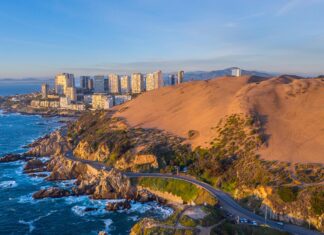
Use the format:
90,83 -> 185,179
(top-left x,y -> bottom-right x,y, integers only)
0,0 -> 324,78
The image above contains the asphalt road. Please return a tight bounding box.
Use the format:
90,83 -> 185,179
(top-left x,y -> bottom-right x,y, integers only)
65,155 -> 322,235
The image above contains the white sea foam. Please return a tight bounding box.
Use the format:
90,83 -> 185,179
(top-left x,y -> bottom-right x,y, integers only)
104,219 -> 113,232
71,205 -> 108,217
56,179 -> 76,188
19,219 -> 35,233
64,195 -> 89,205
128,215 -> 139,222
38,157 -> 50,163
0,180 -> 17,189
19,210 -> 57,233
128,201 -> 173,218
17,193 -> 39,204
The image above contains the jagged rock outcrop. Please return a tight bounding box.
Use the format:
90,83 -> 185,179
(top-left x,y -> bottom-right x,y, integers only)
33,187 -> 71,199
24,159 -> 46,173
106,200 -> 131,211
115,154 -> 159,171
73,141 -> 110,162
135,189 -> 162,203
47,155 -> 136,200
0,154 -> 25,162
27,130 -> 71,157
233,185 -> 324,232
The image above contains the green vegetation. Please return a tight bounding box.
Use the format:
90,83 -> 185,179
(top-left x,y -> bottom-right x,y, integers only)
179,215 -> 198,227
310,190 -> 324,215
212,223 -> 290,235
138,177 -> 216,205
277,186 -> 299,203
187,130 -> 199,140
200,206 -> 223,226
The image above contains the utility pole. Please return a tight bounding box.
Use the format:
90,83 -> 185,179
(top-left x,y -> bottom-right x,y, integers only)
265,206 -> 267,224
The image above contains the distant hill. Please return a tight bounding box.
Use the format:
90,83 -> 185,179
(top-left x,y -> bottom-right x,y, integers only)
0,78 -> 53,83
182,68 -> 272,81
114,75 -> 324,163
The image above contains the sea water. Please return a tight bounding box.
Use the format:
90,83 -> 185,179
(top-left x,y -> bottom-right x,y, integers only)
0,84 -> 172,234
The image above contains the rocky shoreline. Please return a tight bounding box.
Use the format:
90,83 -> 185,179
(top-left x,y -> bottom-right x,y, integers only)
0,127 -> 168,214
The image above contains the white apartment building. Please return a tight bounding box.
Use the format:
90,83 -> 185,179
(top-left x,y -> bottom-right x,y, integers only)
131,73 -> 144,93
93,75 -> 105,93
120,75 -> 131,94
114,95 -> 132,106
177,70 -> 184,84
92,93 -> 113,110
108,74 -> 120,94
146,70 -> 163,91
65,87 -> 77,102
41,83 -> 49,98
231,67 -> 241,77
55,73 -> 75,95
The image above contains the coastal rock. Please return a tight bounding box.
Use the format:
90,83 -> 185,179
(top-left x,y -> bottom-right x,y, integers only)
98,231 -> 108,235
24,159 -> 46,173
136,189 -> 158,203
106,200 -> 131,211
27,130 -> 71,157
115,154 -> 159,171
73,141 -> 111,162
33,187 -> 70,199
0,154 -> 24,163
47,155 -> 136,200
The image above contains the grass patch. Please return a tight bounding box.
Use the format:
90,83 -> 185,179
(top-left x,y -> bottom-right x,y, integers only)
310,190 -> 324,215
138,177 -> 216,205
277,186 -> 299,203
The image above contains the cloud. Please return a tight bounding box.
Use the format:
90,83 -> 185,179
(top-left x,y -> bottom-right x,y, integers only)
276,0 -> 320,15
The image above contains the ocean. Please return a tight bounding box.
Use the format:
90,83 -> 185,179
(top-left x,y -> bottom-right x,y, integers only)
0,83 -> 172,234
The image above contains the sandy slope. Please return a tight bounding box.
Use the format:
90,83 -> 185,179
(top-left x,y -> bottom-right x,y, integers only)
114,76 -> 324,163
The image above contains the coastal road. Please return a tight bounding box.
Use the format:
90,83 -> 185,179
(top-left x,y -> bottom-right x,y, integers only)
64,155 -> 321,235
125,173 -> 322,235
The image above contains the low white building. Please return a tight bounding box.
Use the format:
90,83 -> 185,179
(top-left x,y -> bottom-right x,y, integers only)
231,67 -> 241,77
92,93 -> 113,110
114,95 -> 132,106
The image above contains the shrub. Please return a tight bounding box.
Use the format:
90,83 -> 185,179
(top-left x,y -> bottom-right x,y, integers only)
277,186 -> 299,202
179,215 -> 197,227
310,190 -> 324,215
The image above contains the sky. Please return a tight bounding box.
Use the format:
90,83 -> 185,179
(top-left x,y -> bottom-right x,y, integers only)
0,0 -> 324,78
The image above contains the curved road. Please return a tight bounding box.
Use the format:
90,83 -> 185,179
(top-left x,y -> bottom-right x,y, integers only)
65,155 -> 322,235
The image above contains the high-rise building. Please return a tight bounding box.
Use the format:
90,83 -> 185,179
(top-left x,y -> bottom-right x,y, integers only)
87,78 -> 94,91
93,75 -> 105,93
92,93 -> 113,110
169,74 -> 176,85
231,67 -> 241,77
104,78 -> 109,93
55,73 -> 75,95
146,70 -> 163,91
41,83 -> 49,99
65,87 -> 77,102
80,76 -> 91,90
131,73 -> 144,93
120,75 -> 131,94
177,71 -> 184,84
108,74 -> 120,94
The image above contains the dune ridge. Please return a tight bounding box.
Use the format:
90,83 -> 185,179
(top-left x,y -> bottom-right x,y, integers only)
114,75 -> 324,163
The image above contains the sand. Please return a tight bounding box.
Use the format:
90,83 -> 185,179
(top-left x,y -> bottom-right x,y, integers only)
114,75 -> 324,164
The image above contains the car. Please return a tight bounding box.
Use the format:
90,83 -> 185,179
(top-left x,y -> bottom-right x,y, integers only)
252,221 -> 258,226
276,222 -> 284,226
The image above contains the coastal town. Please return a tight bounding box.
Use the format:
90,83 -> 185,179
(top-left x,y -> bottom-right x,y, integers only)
30,70 -> 186,111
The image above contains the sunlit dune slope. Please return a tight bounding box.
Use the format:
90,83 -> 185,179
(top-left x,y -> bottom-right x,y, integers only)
114,75 -> 324,163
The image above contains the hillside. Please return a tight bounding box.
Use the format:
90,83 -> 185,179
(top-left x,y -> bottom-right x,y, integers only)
114,75 -> 324,164
183,68 -> 271,81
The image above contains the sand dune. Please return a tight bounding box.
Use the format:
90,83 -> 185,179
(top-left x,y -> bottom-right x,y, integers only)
114,75 -> 324,163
